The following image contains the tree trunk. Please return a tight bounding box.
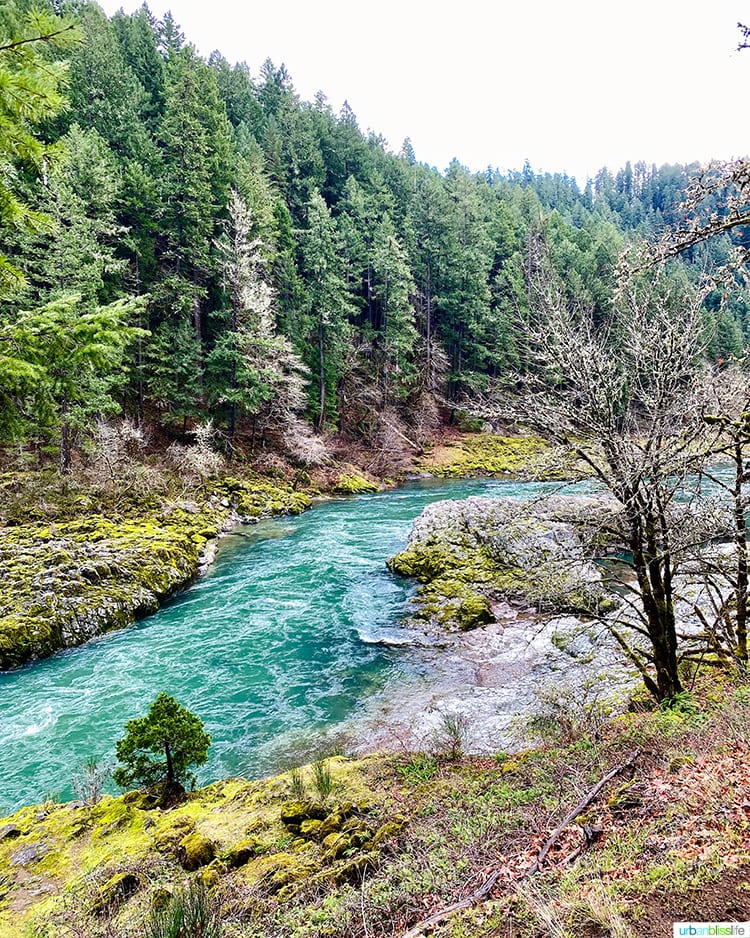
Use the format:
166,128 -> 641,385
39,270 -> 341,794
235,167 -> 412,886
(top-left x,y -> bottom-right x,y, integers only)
227,403 -> 236,459
160,739 -> 177,806
627,502 -> 682,702
164,739 -> 174,788
317,321 -> 326,432
135,257 -> 144,428
227,286 -> 239,459
425,258 -> 433,389
60,390 -> 71,476
734,442 -> 748,666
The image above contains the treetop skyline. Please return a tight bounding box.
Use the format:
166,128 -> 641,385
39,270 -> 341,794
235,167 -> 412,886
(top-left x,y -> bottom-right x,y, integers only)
97,0 -> 749,184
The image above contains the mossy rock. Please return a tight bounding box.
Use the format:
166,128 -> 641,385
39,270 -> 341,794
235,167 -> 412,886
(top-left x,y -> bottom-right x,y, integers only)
669,754 -> 695,773
90,871 -> 139,915
299,818 -> 325,841
150,887 -> 172,912
418,579 -> 494,631
10,841 -> 49,867
386,542 -> 458,581
331,850 -> 380,885
340,819 -> 373,847
225,837 -> 260,868
372,819 -> 406,846
178,831 -> 216,871
200,862 -> 223,890
409,577 -> 495,632
389,494 -> 609,630
153,816 -> 196,856
263,851 -> 318,894
332,473 -> 378,495
280,800 -> 329,827
321,831 -> 355,862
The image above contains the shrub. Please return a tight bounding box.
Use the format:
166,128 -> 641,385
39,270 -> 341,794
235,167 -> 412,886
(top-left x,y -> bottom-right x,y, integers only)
146,880 -> 221,938
113,693 -> 210,805
312,758 -> 333,800
431,711 -> 470,761
71,758 -> 111,805
289,766 -> 306,799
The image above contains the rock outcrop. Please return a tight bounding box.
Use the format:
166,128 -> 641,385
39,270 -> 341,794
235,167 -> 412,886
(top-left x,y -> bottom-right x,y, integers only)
388,494 -> 618,631
0,477 -> 310,669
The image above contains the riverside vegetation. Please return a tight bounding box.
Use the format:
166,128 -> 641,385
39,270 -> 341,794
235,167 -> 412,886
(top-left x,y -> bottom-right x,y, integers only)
1,437 -> 749,936
3,2 -> 750,935
0,675 -> 749,936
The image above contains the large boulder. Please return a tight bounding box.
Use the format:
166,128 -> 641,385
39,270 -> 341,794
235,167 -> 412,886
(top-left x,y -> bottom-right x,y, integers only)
388,494 -> 617,630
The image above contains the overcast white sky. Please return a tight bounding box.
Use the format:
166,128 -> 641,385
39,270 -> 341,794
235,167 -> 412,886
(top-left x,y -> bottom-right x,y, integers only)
98,0 -> 749,184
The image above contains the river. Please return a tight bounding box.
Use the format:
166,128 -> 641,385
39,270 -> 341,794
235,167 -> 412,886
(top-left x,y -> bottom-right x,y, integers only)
0,475 -> 603,814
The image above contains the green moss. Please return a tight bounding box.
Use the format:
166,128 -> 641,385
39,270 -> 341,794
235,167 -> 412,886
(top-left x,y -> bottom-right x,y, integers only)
386,541 -> 458,581
262,851 -> 319,894
0,473 -> 311,669
225,838 -> 260,867
413,578 -> 494,631
210,476 -> 311,518
90,870 -> 139,915
332,473 -> 378,495
0,754 -> 390,934
179,831 -> 216,870
418,433 -> 551,479
371,819 -> 406,846
280,801 -> 329,827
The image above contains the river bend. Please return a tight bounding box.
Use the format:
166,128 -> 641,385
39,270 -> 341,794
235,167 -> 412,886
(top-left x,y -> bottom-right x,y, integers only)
1,477 -> 580,812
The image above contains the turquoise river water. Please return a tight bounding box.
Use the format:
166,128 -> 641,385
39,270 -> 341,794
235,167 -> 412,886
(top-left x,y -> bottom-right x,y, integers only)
0,476 -> 578,814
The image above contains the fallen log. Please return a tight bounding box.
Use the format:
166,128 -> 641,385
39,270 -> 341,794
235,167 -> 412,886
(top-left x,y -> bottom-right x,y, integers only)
400,748 -> 640,938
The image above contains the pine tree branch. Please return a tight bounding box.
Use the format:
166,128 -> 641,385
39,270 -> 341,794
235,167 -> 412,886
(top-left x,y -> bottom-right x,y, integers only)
0,23 -> 78,53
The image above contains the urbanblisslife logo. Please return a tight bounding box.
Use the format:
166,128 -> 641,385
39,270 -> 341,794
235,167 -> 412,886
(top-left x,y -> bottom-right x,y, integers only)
674,926 -> 750,937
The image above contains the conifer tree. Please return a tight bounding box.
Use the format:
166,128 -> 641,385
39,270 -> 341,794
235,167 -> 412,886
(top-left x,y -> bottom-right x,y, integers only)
157,46 -> 232,360
371,215 -> 417,401
300,191 -> 354,430
1,293 -> 145,471
9,124 -> 125,307
0,4 -> 82,294
113,692 -> 210,805
207,190 -> 306,451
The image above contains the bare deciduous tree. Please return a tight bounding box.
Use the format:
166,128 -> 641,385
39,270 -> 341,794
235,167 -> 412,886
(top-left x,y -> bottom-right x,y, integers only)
695,367 -> 750,668
483,241 -> 719,701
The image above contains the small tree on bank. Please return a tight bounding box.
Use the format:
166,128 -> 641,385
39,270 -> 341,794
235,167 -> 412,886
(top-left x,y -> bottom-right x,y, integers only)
113,693 -> 210,805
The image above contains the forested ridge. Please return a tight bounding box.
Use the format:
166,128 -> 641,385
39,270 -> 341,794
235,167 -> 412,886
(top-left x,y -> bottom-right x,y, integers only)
3,0 -> 748,472
7,7 -> 750,936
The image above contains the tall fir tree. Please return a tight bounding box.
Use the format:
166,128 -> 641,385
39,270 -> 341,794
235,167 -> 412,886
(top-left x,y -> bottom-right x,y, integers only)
299,191 -> 354,430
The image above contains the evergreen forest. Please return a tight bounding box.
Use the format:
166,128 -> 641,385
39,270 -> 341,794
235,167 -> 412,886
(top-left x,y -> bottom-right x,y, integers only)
3,0 -> 747,471
7,6 -> 750,937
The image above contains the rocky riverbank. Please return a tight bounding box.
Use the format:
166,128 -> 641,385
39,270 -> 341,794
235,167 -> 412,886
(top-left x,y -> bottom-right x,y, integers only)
387,493 -> 618,631
0,476 -> 312,670
0,433 -> 543,670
